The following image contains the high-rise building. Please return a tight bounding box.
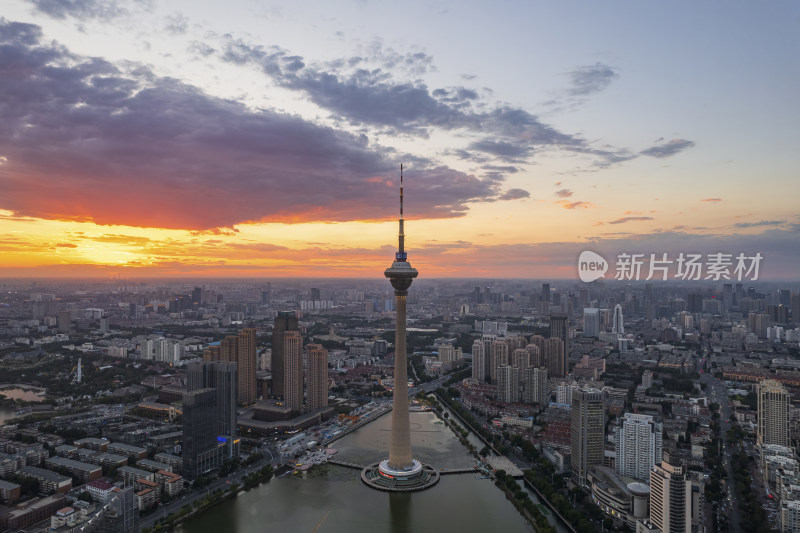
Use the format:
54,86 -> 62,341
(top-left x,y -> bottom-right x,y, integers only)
571,387 -> 606,487
184,361 -> 238,473
140,337 -> 156,360
472,339 -> 486,382
612,304 -> 624,334
237,328 -> 257,404
541,283 -> 551,303
649,452 -> 703,533
528,335 -> 546,366
490,340 -> 509,384
58,310 -> 72,333
91,485 -> 138,533
272,311 -> 299,398
438,344 -> 462,371
579,288 -> 590,309
283,331 -> 303,412
544,337 -> 566,378
306,344 -> 328,412
526,343 -> 543,368
791,292 -> 800,323
614,413 -> 663,482
187,361 -> 237,438
192,287 -> 202,307
203,328 -> 256,405
749,312 -> 770,338
549,315 -> 569,374
723,284 -> 733,313
154,338 -> 184,363
523,367 -> 548,405
584,308 -> 600,338
757,379 -> 791,447
182,388 -> 218,480
497,365 -> 519,403
512,348 -> 529,370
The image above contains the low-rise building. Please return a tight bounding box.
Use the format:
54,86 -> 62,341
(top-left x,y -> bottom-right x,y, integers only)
50,504 -> 90,529
108,442 -> 148,461
54,444 -> 78,458
85,479 -> 119,502
154,452 -> 183,472
17,466 -> 72,494
45,456 -> 102,483
73,438 -> 109,452
2,494 -> 66,531
137,459 -> 172,473
136,488 -> 157,510
0,479 -> 21,504
588,466 -> 650,529
85,452 -> 128,469
155,470 -> 183,498
119,465 -> 154,487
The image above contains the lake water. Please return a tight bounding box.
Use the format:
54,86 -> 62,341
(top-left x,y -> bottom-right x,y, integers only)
0,387 -> 46,402
0,407 -> 18,426
177,411 -> 535,533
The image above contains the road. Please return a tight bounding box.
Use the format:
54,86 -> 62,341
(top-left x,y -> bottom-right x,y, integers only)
700,373 -> 741,533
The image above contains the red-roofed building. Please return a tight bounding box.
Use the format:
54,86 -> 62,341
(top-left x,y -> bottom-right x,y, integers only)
86,479 -> 117,503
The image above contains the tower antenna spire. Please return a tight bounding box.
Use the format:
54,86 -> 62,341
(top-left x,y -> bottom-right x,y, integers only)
396,164 -> 407,261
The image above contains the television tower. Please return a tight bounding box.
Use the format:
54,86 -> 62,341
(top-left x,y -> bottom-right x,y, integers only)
362,164 -> 438,491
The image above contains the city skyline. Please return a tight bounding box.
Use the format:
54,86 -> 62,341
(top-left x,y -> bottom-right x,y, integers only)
1,1 -> 799,280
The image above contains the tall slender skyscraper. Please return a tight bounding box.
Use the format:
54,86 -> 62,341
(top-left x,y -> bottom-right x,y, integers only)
472,339 -> 486,382
544,337 -> 566,378
272,311 -> 299,398
283,331 -> 303,412
203,328 -> 256,405
363,165 -> 437,492
757,379 -> 790,447
571,387 -> 606,487
549,315 -> 569,375
187,360 -> 238,452
183,360 -> 238,479
612,304 -> 624,334
583,308 -> 600,338
237,328 -> 257,405
490,339 -> 509,383
306,343 -> 328,412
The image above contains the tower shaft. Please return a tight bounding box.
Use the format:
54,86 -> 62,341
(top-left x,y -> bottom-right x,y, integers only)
388,292 -> 412,469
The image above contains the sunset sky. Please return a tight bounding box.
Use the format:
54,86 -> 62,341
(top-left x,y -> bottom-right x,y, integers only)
1,1 -> 798,280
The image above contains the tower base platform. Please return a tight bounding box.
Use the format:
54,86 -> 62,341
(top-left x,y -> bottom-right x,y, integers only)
361,459 -> 440,492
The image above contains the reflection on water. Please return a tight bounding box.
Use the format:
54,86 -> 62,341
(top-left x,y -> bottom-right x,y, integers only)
389,494 -> 411,533
177,412 -> 534,533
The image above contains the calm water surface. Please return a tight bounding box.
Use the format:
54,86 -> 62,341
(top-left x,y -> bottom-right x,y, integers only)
177,412 -> 534,533
0,407 -> 18,426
